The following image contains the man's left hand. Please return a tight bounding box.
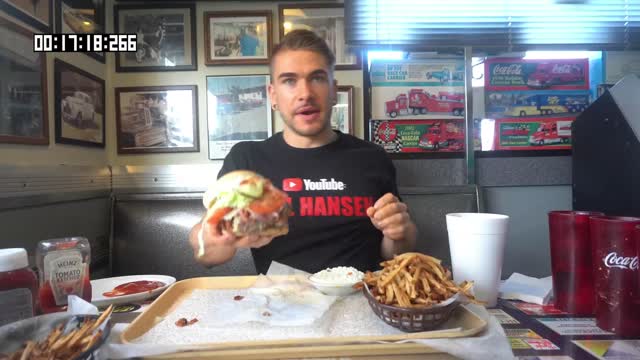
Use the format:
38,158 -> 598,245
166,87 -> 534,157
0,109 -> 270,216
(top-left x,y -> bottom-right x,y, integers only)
366,193 -> 412,241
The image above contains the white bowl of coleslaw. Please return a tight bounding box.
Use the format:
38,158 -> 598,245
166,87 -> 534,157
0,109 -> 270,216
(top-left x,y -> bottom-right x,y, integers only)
308,266 -> 364,296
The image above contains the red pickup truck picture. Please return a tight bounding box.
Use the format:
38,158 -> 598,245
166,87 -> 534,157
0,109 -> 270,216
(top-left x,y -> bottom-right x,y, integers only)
527,64 -> 585,89
418,121 -> 464,151
385,89 -> 465,118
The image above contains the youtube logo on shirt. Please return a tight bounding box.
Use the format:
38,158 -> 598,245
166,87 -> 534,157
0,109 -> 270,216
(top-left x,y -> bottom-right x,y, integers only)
282,178 -> 303,192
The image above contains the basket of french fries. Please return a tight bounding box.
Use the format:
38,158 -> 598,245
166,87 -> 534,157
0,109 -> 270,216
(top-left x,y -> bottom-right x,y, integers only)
358,252 -> 479,332
0,305 -> 113,360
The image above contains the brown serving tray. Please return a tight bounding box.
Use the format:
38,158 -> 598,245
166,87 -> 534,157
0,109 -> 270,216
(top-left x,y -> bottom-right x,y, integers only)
121,276 -> 488,359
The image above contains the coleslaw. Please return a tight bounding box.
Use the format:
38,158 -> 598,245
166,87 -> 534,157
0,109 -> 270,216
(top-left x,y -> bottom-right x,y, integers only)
310,266 -> 364,285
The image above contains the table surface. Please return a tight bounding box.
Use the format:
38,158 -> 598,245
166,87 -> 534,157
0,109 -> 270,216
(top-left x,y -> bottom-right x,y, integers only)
489,300 -> 639,360
106,297 -> 640,360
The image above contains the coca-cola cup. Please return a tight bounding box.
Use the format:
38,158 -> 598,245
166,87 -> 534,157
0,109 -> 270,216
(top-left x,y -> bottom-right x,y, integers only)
590,216 -> 640,337
636,225 -> 640,305
548,210 -> 603,315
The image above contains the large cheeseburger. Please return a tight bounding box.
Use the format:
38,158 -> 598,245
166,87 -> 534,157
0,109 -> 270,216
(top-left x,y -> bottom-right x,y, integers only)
198,170 -> 291,256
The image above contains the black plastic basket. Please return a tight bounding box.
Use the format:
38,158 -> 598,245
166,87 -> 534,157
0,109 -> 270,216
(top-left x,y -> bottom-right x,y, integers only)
363,284 -> 460,332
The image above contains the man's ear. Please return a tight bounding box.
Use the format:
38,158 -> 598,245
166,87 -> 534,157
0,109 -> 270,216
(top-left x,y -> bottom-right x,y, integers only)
268,83 -> 277,109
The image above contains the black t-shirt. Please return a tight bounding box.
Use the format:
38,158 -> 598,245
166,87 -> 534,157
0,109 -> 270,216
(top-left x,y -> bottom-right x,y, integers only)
219,131 -> 399,274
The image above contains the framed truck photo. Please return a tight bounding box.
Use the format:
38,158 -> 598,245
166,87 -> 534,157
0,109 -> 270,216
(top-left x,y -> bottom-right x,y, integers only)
54,59 -> 105,147
115,85 -> 198,154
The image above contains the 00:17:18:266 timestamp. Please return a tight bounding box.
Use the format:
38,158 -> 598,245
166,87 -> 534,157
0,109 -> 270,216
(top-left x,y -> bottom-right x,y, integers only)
33,34 -> 137,52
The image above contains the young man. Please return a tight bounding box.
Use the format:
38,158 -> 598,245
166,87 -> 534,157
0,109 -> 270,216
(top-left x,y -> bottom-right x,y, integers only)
190,30 -> 417,274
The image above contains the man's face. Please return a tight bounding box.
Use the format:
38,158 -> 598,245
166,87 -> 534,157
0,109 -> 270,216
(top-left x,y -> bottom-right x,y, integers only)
268,49 -> 336,138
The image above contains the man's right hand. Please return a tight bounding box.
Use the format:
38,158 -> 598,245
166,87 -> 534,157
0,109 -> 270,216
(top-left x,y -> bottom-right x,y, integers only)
200,219 -> 276,249
189,220 -> 275,266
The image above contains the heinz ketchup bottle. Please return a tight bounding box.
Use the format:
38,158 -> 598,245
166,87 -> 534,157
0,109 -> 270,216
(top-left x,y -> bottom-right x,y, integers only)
36,237 -> 92,313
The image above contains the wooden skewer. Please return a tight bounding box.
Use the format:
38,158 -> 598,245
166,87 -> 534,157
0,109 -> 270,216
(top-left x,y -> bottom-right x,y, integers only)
89,304 -> 114,333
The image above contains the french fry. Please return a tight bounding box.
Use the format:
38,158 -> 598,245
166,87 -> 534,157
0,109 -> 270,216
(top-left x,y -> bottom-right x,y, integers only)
426,260 -> 445,281
385,284 -> 394,304
66,319 -> 92,349
379,256 -> 413,288
46,324 -> 64,348
82,330 -> 103,352
19,341 -> 34,360
50,328 -> 76,352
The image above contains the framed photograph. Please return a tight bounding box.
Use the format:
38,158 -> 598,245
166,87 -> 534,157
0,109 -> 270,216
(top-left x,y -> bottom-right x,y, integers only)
332,85 -> 354,135
56,0 -> 105,63
115,85 -> 198,154
279,3 -> 361,70
54,59 -> 105,147
0,0 -> 53,33
206,75 -> 272,159
114,3 -> 197,72
204,11 -> 272,66
0,18 -> 48,145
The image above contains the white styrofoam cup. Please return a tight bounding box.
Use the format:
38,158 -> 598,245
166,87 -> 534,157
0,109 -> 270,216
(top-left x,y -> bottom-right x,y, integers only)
446,212 -> 509,307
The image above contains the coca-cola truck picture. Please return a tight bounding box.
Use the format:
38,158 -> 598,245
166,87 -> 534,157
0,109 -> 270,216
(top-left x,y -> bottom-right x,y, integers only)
527,63 -> 585,89
418,121 -> 464,151
486,58 -> 589,91
385,89 -> 464,118
529,120 -> 572,146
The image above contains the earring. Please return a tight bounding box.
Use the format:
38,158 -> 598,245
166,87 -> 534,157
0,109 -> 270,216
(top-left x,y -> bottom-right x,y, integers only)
272,104 -> 278,111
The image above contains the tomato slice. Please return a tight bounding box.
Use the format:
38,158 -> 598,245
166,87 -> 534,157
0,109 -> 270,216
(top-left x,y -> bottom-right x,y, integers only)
248,186 -> 287,215
205,207 -> 233,226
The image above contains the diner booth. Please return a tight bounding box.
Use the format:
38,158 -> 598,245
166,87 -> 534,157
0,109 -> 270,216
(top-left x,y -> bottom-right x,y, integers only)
1,0 -> 639,358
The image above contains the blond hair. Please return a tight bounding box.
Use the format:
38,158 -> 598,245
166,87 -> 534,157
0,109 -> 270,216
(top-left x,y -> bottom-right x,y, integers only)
270,29 -> 336,77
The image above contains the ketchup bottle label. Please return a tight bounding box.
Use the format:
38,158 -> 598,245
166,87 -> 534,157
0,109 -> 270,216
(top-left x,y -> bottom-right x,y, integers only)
44,250 -> 85,306
0,289 -> 33,326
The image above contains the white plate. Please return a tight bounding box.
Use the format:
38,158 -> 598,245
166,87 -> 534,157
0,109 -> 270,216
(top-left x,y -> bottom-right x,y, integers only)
90,275 -> 176,307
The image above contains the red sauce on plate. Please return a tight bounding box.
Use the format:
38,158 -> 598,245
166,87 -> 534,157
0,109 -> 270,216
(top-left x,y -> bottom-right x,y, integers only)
102,280 -> 165,297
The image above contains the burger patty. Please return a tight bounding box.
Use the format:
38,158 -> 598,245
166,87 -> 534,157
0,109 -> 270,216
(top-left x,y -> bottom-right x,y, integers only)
220,203 -> 291,235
